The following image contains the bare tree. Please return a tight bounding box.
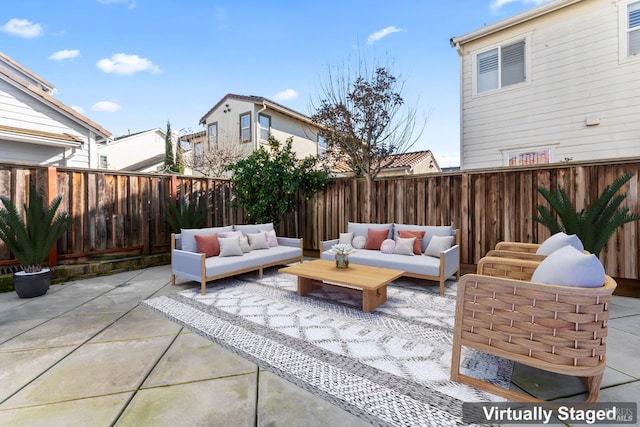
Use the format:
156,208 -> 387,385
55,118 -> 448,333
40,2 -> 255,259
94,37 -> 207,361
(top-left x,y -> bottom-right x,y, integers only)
312,59 -> 424,221
182,140 -> 245,178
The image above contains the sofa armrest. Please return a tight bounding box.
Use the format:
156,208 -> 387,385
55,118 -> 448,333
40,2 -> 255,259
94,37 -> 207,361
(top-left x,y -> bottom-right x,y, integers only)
321,239 -> 339,252
441,244 -> 460,278
172,249 -> 205,282
277,236 -> 303,248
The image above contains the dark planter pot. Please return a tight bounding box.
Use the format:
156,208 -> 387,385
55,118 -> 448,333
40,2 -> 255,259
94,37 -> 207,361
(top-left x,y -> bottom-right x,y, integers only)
13,269 -> 51,298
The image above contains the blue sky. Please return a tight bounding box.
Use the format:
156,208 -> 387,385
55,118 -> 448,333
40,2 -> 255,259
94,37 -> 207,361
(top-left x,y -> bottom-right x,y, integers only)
1,0 -> 550,167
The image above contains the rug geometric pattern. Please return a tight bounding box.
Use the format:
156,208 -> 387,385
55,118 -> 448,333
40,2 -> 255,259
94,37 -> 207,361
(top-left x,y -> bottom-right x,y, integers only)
143,270 -> 511,426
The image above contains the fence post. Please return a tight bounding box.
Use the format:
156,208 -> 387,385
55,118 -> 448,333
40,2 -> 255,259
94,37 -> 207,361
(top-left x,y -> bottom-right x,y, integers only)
47,166 -> 58,267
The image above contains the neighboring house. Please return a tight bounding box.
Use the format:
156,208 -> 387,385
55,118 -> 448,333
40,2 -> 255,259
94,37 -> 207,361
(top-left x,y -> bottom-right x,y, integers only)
198,94 -> 322,163
331,150 -> 441,178
0,52 -> 111,167
97,128 -> 178,173
450,0 -> 640,170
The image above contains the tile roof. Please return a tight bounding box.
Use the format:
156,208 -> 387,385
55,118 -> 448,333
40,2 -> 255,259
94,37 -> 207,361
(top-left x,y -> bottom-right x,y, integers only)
331,150 -> 435,173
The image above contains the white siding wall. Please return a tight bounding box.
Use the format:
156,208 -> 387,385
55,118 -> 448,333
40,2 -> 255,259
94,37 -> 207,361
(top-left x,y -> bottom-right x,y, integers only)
98,130 -> 166,170
0,81 -> 95,167
459,0 -> 640,169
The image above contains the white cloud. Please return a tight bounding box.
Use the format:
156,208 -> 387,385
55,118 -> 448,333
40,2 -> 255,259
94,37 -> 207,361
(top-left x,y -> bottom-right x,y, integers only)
367,26 -> 404,44
96,53 -> 161,75
273,88 -> 298,101
1,18 -> 43,39
92,101 -> 121,112
97,0 -> 137,8
490,0 -> 549,11
49,49 -> 80,61
71,105 -> 85,114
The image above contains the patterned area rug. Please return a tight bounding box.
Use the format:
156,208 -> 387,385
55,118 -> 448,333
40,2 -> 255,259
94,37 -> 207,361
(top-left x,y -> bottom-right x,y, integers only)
142,269 -> 512,426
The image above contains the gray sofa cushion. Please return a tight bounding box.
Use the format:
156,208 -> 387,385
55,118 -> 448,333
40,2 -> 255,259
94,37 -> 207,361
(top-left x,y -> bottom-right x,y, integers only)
321,249 -> 441,277
181,226 -> 234,253
205,245 -> 301,277
234,222 -> 274,236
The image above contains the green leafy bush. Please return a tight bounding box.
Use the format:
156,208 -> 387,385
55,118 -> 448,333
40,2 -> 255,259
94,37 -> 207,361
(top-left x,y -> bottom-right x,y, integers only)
536,172 -> 640,256
227,136 -> 328,226
165,191 -> 208,232
0,186 -> 73,273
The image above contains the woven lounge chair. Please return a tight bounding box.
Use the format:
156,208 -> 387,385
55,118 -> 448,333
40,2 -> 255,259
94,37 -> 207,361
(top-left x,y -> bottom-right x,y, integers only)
451,257 -> 616,402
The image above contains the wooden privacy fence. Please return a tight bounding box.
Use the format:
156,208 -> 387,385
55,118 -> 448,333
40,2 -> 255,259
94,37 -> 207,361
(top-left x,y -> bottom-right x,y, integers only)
1,159 -> 639,280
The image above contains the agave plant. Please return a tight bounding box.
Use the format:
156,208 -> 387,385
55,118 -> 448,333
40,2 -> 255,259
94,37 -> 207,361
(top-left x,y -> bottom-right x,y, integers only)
0,186 -> 73,273
164,190 -> 209,232
535,172 -> 640,256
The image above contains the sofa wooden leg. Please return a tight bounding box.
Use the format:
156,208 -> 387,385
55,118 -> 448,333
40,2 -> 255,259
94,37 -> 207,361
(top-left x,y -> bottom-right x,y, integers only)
171,274 -> 176,286
201,280 -> 206,296
439,278 -> 445,295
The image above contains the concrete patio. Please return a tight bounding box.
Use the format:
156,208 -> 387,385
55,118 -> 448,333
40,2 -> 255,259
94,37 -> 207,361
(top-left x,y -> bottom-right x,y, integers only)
0,264 -> 638,426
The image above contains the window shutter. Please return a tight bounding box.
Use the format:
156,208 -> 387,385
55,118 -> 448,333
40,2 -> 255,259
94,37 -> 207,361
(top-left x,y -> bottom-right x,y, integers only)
501,41 -> 525,87
477,48 -> 499,93
629,2 -> 640,55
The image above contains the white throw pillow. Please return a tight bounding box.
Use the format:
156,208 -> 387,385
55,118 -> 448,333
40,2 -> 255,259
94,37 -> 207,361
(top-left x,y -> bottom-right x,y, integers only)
339,232 -> 354,245
536,232 -> 584,255
239,236 -> 252,253
531,246 -> 605,287
352,235 -> 366,249
380,239 -> 395,254
424,235 -> 454,257
218,236 -> 243,257
394,237 -> 415,256
247,232 -> 269,250
261,229 -> 279,247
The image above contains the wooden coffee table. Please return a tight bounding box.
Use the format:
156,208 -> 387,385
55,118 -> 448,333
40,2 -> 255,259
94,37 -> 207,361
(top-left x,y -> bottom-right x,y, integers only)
279,259 -> 404,312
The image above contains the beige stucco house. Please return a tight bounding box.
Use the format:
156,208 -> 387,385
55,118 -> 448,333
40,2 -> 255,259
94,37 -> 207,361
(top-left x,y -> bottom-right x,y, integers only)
451,0 -> 640,170
0,52 -> 111,167
198,94 -> 321,162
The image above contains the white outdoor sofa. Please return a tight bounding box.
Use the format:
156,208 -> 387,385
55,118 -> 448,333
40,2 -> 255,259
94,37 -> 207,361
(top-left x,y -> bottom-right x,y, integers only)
171,223 -> 303,295
321,222 -> 460,295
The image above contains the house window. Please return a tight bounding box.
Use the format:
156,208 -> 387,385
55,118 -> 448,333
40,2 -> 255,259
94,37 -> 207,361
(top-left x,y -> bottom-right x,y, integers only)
259,113 -> 271,141
208,122 -> 217,146
317,134 -> 327,156
99,155 -> 108,169
240,112 -> 251,143
628,1 -> 640,56
194,142 -> 204,166
476,40 -> 526,93
507,149 -> 550,167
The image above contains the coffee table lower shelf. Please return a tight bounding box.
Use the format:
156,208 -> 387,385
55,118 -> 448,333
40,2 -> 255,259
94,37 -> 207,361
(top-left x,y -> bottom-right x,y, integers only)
279,259 -> 404,312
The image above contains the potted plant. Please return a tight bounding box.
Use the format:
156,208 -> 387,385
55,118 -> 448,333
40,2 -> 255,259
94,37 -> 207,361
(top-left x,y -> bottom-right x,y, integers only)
0,186 -> 73,298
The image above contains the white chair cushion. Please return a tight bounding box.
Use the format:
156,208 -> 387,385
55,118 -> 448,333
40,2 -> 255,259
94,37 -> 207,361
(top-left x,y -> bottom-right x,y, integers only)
531,246 -> 605,287
218,236 -> 243,257
394,237 -> 415,256
536,232 -> 584,255
339,232 -> 354,245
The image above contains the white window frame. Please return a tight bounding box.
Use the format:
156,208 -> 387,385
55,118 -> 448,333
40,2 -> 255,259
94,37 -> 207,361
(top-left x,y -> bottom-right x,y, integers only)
208,122 -> 217,147
194,142 -> 204,167
619,0 -> 640,63
472,34 -> 531,96
258,113 -> 271,142
99,154 -> 108,169
240,112 -> 251,143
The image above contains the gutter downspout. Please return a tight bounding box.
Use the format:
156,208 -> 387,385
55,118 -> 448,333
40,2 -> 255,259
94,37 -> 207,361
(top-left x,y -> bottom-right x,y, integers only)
257,102 -> 267,150
454,41 -> 464,170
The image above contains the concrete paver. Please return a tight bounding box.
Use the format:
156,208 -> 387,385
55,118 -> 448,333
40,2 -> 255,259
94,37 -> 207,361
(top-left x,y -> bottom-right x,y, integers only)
0,264 -> 638,426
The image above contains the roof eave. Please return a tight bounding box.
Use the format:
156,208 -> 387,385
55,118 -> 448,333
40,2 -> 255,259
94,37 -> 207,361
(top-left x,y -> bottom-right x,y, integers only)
450,0 -> 583,48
